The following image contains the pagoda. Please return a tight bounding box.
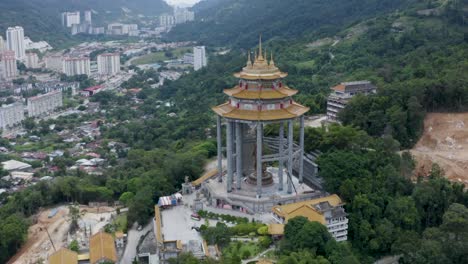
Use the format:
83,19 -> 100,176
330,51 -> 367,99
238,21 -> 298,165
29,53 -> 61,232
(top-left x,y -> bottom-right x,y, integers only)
213,36 -> 309,197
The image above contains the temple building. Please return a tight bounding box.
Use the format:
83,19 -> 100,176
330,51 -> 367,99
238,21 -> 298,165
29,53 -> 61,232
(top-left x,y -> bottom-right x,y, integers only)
203,37 -> 320,213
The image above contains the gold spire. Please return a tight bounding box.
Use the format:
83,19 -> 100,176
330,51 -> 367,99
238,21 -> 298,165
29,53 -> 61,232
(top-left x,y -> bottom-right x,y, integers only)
247,50 -> 252,67
257,34 -> 264,60
270,51 -> 275,67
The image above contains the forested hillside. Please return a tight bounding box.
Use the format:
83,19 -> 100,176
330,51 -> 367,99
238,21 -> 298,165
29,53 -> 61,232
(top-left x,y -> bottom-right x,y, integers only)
166,0 -> 416,47
0,0 -> 171,46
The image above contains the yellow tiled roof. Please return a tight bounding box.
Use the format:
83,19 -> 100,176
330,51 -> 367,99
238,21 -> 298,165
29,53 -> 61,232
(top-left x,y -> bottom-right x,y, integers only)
256,259 -> 274,264
272,195 -> 343,224
115,231 -> 124,239
89,232 -> 117,264
268,224 -> 285,235
49,248 -> 78,264
192,169 -> 218,186
154,205 -> 163,243
212,102 -> 309,121
223,86 -> 298,99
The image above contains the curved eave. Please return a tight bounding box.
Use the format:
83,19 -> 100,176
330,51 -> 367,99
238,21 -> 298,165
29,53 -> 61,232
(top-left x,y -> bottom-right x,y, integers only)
234,72 -> 288,80
223,86 -> 298,99
212,102 -> 309,121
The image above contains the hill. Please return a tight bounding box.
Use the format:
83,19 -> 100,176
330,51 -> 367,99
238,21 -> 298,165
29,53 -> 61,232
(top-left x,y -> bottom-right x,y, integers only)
0,0 -> 171,47
166,0 -> 416,47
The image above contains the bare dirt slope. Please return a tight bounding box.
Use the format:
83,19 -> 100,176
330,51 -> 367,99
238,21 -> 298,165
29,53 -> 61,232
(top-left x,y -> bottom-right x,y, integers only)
411,113 -> 468,186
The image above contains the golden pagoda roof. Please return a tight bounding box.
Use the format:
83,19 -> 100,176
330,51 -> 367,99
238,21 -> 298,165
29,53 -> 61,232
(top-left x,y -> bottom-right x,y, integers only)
235,35 -> 288,80
212,102 -> 309,121
49,248 -> 78,264
224,85 -> 298,99
89,231 -> 117,264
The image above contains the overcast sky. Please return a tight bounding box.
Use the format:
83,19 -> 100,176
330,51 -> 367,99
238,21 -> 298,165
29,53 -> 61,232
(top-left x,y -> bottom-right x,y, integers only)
164,0 -> 201,7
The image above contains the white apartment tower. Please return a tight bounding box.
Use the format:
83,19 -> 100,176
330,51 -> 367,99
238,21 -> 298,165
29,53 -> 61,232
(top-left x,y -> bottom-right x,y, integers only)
27,91 -> 63,118
97,53 -> 121,75
174,7 -> 195,24
63,57 -> 91,76
62,12 -> 81,28
84,11 -> 92,24
26,52 -> 39,69
0,103 -> 25,130
45,55 -> 63,72
193,46 -> 207,71
159,15 -> 176,27
6,27 -> 25,61
0,36 -> 4,51
0,50 -> 18,80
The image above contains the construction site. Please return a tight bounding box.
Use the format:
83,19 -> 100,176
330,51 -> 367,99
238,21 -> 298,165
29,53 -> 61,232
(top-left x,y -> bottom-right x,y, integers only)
411,113 -> 468,186
7,205 -> 116,264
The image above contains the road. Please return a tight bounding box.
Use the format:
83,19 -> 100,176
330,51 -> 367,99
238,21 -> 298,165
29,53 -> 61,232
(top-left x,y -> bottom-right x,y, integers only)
120,222 -> 153,264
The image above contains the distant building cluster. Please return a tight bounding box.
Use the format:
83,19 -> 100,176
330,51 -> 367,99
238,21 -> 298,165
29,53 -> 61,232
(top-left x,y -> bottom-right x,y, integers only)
159,7 -> 195,28
107,23 -> 139,36
0,50 -> 17,80
0,103 -> 25,131
326,80 -> 377,122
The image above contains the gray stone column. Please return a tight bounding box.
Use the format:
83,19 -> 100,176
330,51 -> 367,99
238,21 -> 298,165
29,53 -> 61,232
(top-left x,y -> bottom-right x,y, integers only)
226,120 -> 233,192
256,122 -> 263,197
236,122 -> 243,190
299,115 -> 305,183
278,121 -> 284,191
287,119 -> 293,194
217,116 -> 222,182
231,122 -> 236,180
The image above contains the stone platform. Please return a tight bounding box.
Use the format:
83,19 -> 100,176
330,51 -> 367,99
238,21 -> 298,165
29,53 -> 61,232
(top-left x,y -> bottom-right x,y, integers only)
201,167 -> 323,214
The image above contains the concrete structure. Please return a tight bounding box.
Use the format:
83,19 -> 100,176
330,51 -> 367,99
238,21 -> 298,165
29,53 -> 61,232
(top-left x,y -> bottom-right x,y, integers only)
45,55 -> 63,72
0,36 -> 4,51
183,53 -> 194,65
107,23 -> 138,35
327,81 -> 377,122
0,103 -> 24,130
2,160 -> 32,172
48,248 -> 78,264
62,12 -> 81,28
0,50 -> 18,80
206,37 -> 312,213
193,46 -> 207,71
24,37 -> 52,53
160,14 -> 176,27
63,56 -> 91,76
80,85 -> 105,97
97,53 -> 121,75
271,194 -> 348,241
84,10 -> 92,24
27,91 -> 63,118
25,52 -> 39,69
89,232 -> 117,264
6,26 -> 25,60
174,7 -> 195,24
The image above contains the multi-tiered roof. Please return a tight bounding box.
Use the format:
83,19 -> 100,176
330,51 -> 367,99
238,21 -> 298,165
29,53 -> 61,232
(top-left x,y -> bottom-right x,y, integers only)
213,37 -> 309,121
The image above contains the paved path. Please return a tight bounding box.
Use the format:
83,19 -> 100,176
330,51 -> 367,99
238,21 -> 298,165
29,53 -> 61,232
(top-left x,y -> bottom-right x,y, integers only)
241,247 -> 275,264
120,222 -> 152,264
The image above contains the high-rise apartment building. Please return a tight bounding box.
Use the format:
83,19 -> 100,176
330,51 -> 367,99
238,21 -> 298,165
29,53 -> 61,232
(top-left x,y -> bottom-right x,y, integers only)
84,10 -> 92,24
97,53 -> 121,75
63,57 -> 91,76
6,26 -> 25,60
0,36 -> 4,51
0,103 -> 25,130
0,50 -> 18,80
25,52 -> 39,69
193,46 -> 207,71
45,55 -> 63,72
159,15 -> 176,27
61,12 -> 81,28
27,91 -> 63,118
174,7 -> 195,24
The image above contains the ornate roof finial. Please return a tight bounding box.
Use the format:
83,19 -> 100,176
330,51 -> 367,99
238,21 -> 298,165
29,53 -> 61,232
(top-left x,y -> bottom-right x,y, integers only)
254,50 -> 257,64
270,51 -> 275,67
258,34 -> 263,60
264,47 -> 267,64
247,50 -> 252,67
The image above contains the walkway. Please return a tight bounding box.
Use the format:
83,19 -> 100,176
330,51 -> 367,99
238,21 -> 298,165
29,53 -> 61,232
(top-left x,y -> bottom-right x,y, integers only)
241,247 -> 275,264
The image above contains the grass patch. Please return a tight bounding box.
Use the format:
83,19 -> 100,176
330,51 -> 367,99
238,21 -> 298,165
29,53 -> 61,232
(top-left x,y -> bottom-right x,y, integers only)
223,241 -> 262,260
132,47 -> 192,65
114,213 -> 128,232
